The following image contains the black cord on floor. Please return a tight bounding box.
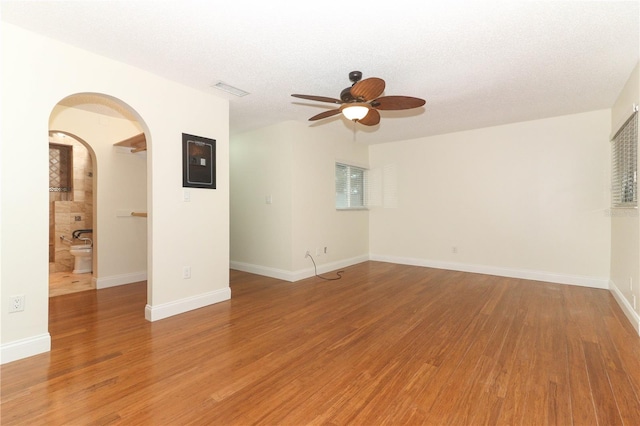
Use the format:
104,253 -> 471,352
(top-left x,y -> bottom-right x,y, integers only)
307,253 -> 344,281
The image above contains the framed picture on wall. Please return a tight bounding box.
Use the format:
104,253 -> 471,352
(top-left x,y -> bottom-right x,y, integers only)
182,133 -> 216,189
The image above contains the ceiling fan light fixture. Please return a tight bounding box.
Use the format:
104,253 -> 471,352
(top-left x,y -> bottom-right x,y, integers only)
341,103 -> 370,121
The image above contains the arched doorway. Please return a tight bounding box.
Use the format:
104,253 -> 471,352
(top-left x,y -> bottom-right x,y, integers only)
48,93 -> 149,300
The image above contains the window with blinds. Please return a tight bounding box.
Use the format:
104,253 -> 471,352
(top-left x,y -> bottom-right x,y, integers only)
611,111 -> 638,208
335,162 -> 367,209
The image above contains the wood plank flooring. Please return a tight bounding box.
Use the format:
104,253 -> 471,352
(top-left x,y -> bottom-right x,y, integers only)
2,261 -> 640,425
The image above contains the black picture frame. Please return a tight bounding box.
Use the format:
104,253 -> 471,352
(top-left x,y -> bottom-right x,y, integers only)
182,133 -> 216,189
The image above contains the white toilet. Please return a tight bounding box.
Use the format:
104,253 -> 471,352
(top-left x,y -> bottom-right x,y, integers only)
70,244 -> 93,274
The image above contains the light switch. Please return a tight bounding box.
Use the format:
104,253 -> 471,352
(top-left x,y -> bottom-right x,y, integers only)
265,195 -> 272,204
183,189 -> 191,202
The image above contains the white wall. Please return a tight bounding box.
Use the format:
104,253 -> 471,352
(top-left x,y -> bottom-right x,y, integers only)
50,105 -> 147,283
291,121 -> 369,274
609,62 -> 640,333
231,122 -> 294,273
369,110 -> 612,288
1,23 -> 230,363
230,120 -> 369,280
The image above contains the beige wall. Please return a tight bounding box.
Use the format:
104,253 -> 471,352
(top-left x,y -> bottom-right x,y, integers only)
1,23 -> 230,363
369,110 -> 611,287
231,122 -> 294,273
291,121 -> 369,273
230,120 -> 369,280
609,62 -> 640,333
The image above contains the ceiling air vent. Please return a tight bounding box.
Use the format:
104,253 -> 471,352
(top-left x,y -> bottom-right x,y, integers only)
211,81 -> 249,97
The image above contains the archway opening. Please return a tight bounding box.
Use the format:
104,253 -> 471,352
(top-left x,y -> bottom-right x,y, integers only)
48,93 -> 150,303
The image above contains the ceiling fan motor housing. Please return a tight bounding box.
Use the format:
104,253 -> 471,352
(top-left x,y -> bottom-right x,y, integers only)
340,87 -> 356,102
349,71 -> 363,83
341,71 -> 363,102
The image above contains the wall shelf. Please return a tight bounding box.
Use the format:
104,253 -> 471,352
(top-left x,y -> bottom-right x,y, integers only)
114,133 -> 146,153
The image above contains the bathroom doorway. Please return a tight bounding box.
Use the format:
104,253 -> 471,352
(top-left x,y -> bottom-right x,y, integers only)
48,93 -> 148,298
48,131 -> 96,297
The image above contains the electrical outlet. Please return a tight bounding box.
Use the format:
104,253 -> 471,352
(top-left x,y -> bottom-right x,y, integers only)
305,250 -> 310,258
9,295 -> 25,313
452,246 -> 458,254
324,246 -> 328,255
183,266 -> 191,279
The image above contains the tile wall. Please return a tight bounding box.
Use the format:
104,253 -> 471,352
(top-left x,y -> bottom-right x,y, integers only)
49,136 -> 93,272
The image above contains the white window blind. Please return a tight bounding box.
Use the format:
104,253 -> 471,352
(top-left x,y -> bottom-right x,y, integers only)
611,111 -> 638,207
336,163 -> 367,209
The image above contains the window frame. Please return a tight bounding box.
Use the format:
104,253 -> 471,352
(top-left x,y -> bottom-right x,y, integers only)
611,110 -> 638,208
335,162 -> 368,211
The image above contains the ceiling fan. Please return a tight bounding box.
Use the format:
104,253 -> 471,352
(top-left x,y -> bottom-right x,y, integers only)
292,71 -> 426,126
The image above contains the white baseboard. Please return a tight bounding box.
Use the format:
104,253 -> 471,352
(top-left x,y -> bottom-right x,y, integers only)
229,261 -> 297,282
609,280 -> 640,335
95,271 -> 147,289
230,255 -> 369,282
369,254 -> 609,289
291,255 -> 370,282
145,287 -> 231,322
1,333 -> 51,365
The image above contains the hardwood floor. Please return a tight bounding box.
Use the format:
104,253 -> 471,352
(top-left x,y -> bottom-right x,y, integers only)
2,262 -> 640,425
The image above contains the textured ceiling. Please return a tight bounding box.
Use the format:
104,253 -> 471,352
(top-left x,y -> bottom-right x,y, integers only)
2,1 -> 639,144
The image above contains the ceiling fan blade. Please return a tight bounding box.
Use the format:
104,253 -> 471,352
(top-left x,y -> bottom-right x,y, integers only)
372,96 -> 426,110
292,94 -> 343,104
309,109 -> 342,121
358,109 -> 380,126
350,77 -> 385,101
